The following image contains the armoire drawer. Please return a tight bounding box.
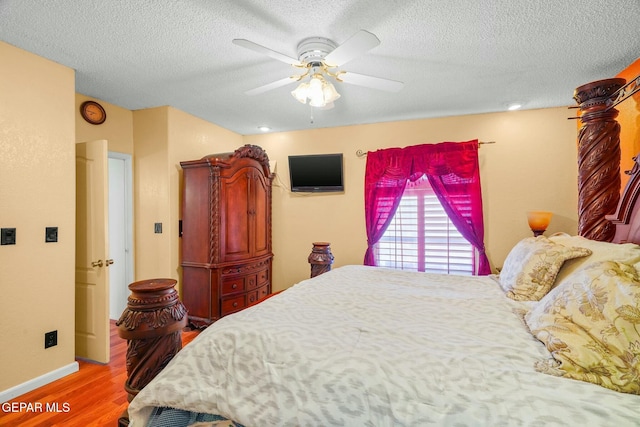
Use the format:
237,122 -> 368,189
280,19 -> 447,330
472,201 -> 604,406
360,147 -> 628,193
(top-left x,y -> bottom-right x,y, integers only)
245,274 -> 258,290
221,277 -> 245,295
257,269 -> 269,286
247,283 -> 271,308
221,294 -> 246,315
247,290 -> 259,306
257,283 -> 270,300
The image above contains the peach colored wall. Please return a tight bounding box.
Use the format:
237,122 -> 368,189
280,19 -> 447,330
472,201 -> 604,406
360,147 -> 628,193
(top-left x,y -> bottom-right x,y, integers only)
615,57 -> 640,187
132,107 -> 173,280
0,42 -> 76,391
132,106 -> 242,284
245,107 -> 578,291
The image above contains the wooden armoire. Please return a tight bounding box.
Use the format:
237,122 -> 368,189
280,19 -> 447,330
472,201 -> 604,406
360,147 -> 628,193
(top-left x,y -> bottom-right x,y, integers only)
180,144 -> 273,328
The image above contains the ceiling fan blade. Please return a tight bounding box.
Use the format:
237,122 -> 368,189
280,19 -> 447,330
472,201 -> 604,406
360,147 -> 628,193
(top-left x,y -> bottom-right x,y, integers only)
233,39 -> 302,66
245,76 -> 299,96
323,30 -> 380,67
338,71 -> 404,92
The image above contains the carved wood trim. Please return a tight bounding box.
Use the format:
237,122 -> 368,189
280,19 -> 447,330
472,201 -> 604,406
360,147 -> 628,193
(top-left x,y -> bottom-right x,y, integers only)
123,331 -> 182,395
607,155 -> 640,225
209,165 -> 221,264
116,279 -> 188,340
117,302 -> 187,332
221,258 -> 270,275
233,144 -> 270,171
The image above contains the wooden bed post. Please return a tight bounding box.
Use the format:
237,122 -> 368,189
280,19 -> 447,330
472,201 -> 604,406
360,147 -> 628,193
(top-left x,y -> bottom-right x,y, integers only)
308,242 -> 334,278
116,279 -> 188,426
573,78 -> 626,242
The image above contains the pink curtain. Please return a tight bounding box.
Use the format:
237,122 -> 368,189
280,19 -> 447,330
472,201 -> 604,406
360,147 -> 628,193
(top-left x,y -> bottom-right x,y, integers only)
364,140 -> 491,275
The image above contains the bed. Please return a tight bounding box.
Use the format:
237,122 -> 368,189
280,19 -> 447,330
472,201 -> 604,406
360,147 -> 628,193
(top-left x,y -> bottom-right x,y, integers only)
122,77 -> 640,426
122,149 -> 640,426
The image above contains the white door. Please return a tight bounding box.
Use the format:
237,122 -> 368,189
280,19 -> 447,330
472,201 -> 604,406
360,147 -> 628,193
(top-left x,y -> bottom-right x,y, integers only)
75,140 -> 110,363
108,154 -> 133,320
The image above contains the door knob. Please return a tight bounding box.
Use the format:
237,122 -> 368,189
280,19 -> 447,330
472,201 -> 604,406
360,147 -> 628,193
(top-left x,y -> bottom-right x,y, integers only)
106,259 -> 114,266
91,260 -> 104,268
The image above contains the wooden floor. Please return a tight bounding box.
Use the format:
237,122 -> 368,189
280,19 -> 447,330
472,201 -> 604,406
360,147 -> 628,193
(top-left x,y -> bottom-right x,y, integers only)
1,320 -> 199,427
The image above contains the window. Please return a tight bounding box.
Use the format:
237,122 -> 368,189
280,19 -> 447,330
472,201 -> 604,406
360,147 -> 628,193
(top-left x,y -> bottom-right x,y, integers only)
374,176 -> 474,275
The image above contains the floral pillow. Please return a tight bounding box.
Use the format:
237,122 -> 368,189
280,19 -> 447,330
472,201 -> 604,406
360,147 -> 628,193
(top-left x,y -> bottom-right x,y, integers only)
525,261 -> 640,394
499,236 -> 592,301
549,233 -> 640,289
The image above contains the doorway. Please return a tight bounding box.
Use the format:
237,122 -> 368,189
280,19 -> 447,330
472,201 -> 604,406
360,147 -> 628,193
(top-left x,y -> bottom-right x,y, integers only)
108,152 -> 134,320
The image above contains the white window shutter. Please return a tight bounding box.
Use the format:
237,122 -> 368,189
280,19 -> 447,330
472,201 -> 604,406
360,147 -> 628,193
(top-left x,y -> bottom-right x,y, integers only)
374,176 -> 474,275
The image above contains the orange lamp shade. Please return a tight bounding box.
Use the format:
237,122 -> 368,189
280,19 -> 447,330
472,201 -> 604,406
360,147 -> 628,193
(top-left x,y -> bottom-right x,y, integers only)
527,211 -> 553,236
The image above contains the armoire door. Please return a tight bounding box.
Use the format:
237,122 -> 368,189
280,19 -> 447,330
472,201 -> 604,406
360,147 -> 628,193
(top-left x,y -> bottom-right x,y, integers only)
252,171 -> 270,257
223,167 -> 252,261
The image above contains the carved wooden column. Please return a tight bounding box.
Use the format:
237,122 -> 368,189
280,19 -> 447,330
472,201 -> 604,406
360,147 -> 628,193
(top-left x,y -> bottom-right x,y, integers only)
308,242 -> 334,278
116,278 -> 187,426
573,78 -> 625,242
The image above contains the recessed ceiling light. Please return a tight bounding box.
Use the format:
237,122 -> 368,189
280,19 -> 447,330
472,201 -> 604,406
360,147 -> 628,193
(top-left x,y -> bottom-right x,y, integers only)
507,103 -> 522,111
258,126 -> 271,132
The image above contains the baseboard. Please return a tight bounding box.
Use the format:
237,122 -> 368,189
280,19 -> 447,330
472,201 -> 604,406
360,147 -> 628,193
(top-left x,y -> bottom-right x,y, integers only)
0,362 -> 79,403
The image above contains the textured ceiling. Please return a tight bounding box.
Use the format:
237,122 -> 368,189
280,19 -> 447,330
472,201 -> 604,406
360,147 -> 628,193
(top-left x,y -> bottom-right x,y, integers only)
1,0 -> 639,135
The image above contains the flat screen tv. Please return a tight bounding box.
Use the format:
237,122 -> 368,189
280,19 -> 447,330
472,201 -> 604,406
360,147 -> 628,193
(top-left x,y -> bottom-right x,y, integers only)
288,153 -> 344,192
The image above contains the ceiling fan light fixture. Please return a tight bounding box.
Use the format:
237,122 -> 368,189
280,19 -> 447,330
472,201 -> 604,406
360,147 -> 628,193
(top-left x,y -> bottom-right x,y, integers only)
322,82 -> 340,103
291,74 -> 340,108
307,75 -> 325,107
291,82 -> 310,104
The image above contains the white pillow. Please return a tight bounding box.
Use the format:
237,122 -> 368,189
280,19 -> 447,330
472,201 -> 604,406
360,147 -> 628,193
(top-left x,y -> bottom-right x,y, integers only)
549,233 -> 640,288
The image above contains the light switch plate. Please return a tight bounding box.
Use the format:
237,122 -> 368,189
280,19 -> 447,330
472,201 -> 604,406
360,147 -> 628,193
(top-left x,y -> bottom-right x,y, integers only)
45,227 -> 58,243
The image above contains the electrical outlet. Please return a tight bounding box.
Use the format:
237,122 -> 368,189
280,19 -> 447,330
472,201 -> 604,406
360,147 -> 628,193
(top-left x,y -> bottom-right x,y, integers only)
44,330 -> 57,349
1,228 -> 16,245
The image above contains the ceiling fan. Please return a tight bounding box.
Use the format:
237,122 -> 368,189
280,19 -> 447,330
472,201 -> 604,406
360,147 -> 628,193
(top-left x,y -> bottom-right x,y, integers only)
232,30 -> 404,108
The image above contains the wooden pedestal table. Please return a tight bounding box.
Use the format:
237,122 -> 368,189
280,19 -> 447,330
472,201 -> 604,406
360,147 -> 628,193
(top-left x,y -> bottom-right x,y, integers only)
308,242 -> 335,278
115,278 -> 188,426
